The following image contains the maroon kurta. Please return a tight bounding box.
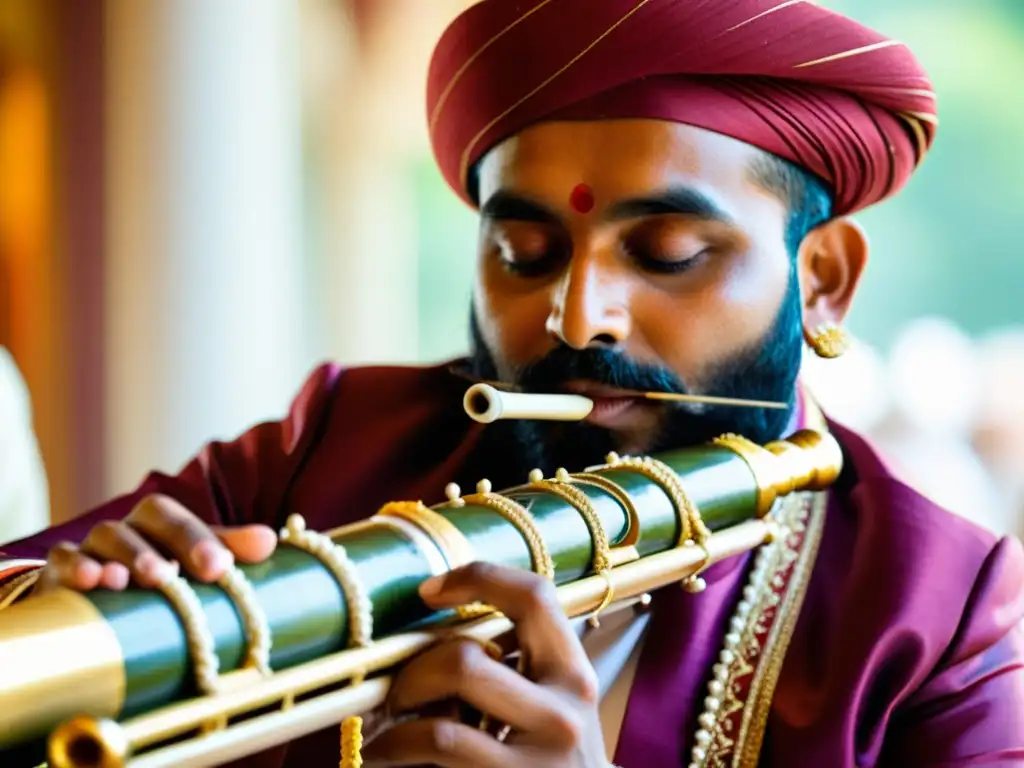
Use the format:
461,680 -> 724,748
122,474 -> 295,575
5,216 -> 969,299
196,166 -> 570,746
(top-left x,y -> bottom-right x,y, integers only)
3,362 -> 1023,766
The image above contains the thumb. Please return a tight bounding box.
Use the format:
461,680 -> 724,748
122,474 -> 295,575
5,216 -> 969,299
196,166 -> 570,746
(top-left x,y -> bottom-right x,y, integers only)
212,524 -> 278,563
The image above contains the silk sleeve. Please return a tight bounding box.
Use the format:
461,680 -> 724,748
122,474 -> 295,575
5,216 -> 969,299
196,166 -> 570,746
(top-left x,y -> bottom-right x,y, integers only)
0,363 -> 344,604
881,534 -> 1024,766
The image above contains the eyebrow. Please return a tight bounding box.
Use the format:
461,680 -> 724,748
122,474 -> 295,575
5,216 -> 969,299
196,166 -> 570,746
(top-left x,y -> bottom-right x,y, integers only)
607,187 -> 734,224
479,186 -> 734,226
480,191 -> 560,224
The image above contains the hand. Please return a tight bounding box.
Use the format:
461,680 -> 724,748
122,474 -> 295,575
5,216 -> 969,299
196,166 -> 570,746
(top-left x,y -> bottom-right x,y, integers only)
35,494 -> 278,593
363,561 -> 608,767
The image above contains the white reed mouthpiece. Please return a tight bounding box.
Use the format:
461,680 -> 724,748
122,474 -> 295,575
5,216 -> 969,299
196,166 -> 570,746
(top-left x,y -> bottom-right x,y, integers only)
463,383 -> 594,423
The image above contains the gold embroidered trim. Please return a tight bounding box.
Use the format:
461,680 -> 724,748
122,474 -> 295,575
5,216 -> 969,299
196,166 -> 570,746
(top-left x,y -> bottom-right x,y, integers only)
736,491 -> 828,764
687,489 -> 828,767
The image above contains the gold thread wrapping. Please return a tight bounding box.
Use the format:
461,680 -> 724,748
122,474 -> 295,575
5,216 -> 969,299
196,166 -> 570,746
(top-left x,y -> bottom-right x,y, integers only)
571,472 -> 642,565
597,454 -> 709,548
461,481 -> 555,580
526,472 -> 613,574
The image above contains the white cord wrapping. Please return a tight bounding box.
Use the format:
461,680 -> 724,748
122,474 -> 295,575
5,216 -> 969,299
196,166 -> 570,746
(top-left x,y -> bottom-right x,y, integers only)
218,565 -> 273,676
279,514 -> 374,648
158,574 -> 221,695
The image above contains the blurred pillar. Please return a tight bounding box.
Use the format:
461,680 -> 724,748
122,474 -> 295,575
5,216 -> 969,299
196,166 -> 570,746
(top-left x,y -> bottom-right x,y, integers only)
313,90 -> 421,366
0,0 -> 69,525
51,0 -> 108,518
301,0 -> 420,366
104,0 -> 313,495
300,0 -> 475,366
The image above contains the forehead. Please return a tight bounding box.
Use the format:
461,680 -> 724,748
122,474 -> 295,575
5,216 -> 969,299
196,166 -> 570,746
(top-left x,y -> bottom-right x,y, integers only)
475,118 -> 771,209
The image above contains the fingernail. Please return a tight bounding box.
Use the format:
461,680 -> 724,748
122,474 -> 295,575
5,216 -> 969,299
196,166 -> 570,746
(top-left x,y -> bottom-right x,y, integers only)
418,575 -> 445,598
76,559 -> 102,584
105,563 -> 130,591
191,540 -> 233,573
135,552 -> 172,584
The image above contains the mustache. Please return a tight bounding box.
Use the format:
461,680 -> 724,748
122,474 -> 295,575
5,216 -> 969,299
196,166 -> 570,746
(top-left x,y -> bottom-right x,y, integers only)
513,345 -> 687,395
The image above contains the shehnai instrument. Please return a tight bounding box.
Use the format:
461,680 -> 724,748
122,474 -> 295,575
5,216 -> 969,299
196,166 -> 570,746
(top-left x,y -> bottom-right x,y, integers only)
0,387 -> 842,768
463,382 -> 789,423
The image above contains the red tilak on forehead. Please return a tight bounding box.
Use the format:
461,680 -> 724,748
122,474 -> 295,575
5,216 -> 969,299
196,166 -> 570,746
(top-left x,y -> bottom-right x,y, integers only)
569,183 -> 595,214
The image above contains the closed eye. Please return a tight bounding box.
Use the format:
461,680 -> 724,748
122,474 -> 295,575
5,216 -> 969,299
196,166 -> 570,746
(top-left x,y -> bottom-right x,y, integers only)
630,247 -> 710,274
490,222 -> 568,277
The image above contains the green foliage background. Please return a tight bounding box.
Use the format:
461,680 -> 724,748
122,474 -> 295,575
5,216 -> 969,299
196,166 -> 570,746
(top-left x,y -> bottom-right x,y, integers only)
414,0 -> 1024,362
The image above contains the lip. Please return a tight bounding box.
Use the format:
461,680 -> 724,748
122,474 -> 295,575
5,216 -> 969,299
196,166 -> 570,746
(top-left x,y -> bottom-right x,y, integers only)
562,381 -> 637,398
561,381 -> 645,427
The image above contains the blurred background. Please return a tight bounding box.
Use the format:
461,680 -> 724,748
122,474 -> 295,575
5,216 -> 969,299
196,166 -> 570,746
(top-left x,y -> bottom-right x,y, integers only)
0,0 -> 1021,543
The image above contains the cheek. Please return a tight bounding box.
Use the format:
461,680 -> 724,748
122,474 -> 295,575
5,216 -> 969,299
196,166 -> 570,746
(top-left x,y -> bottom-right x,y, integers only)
473,267 -> 555,370
633,248 -> 791,379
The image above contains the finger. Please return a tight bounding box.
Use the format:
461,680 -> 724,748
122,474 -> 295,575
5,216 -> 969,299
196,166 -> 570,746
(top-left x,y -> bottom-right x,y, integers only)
80,519 -> 178,589
212,524 -> 277,563
387,639 -> 581,748
99,561 -> 131,591
38,542 -> 103,592
419,563 -> 597,698
358,705 -> 394,744
362,718 -> 514,768
125,495 -> 233,582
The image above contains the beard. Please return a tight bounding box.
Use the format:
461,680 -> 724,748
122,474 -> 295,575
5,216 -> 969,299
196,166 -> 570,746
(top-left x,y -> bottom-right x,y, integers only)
459,269 -> 805,488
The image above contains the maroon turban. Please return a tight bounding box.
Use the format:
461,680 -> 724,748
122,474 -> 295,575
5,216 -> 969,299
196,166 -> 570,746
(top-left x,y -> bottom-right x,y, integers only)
426,0 -> 937,216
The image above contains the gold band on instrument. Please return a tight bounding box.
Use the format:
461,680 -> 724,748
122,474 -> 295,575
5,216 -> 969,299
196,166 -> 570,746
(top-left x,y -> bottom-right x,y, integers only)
598,453 -> 710,549
450,479 -> 556,581
326,516 -> 450,577
568,471 -> 642,564
377,501 -> 476,570
712,433 -> 780,517
520,469 -> 618,627
526,469 -> 613,574
217,566 -> 273,676
593,453 -> 713,593
593,455 -> 708,596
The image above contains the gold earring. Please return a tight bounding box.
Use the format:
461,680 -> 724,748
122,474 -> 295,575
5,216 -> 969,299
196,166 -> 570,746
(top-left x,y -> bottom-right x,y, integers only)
806,321 -> 850,359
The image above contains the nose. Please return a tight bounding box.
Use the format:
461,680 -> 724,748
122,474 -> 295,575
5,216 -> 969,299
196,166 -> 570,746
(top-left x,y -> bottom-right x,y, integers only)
545,254 -> 631,350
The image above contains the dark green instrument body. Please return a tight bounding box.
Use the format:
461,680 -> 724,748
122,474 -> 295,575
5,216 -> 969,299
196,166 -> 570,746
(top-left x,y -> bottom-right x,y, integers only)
109,443 -> 751,718
2,426 -> 834,768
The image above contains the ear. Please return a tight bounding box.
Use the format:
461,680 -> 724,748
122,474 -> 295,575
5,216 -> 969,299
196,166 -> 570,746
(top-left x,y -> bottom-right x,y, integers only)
796,216 -> 869,330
